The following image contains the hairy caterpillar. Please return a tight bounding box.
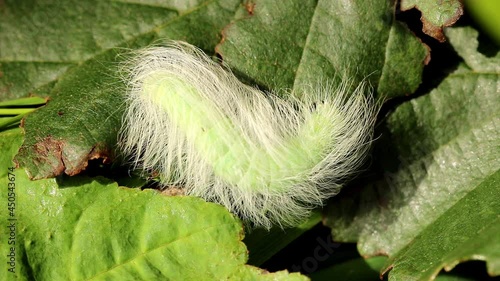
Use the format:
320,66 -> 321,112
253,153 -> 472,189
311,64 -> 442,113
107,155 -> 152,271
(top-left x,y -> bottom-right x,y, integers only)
119,41 -> 377,228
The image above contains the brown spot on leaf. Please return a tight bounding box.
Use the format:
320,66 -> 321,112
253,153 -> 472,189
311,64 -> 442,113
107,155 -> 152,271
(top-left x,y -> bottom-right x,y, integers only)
401,2 -> 463,42
15,137 -> 113,180
216,24 -> 230,57
15,136 -> 66,178
244,1 -> 256,15
423,43 -> 431,65
161,187 -> 185,196
381,263 -> 394,279
215,1 -> 257,58
64,144 -> 112,176
421,6 -> 463,42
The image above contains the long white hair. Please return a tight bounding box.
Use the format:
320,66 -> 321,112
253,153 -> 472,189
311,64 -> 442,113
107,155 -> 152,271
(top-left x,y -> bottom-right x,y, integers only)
119,41 -> 378,229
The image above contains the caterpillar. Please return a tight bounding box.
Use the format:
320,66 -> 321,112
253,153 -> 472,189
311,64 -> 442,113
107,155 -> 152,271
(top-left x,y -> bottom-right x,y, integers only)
119,41 -> 377,229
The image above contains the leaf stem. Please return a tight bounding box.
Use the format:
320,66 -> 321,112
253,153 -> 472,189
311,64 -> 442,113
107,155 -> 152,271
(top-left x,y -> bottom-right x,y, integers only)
0,96 -> 46,107
0,115 -> 24,129
0,108 -> 37,115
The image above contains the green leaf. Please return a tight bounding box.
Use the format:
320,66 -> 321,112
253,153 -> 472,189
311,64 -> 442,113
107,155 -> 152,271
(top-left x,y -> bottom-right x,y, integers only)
3,0 -> 241,179
400,0 -> 463,42
0,128 -> 23,173
446,27 -> 500,72
14,46 -> 139,179
0,108 -> 36,115
217,0 -> 429,98
0,128 -> 307,280
0,97 -> 46,107
0,0 -> 241,100
309,256 -> 387,281
386,172 -> 500,280
0,62 -> 73,102
231,267 -> 308,281
0,115 -> 24,131
434,275 -> 476,281
0,96 -> 46,130
324,27 -> 500,280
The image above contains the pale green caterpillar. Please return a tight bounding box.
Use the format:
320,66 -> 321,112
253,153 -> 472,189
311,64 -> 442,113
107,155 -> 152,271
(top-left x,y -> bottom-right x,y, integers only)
119,41 -> 377,228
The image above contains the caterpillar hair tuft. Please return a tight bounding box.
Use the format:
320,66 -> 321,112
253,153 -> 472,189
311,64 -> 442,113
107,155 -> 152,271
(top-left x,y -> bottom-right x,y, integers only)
119,41 -> 378,229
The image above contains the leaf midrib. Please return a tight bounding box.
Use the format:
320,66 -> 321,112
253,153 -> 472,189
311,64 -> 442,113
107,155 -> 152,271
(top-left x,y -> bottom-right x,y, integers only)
86,222 -> 239,280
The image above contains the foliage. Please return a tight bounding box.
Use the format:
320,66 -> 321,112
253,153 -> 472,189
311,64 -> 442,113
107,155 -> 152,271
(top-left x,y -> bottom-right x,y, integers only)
0,0 -> 498,280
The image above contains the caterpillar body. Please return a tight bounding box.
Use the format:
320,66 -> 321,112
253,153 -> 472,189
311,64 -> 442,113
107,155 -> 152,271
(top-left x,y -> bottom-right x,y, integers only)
119,42 -> 377,228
